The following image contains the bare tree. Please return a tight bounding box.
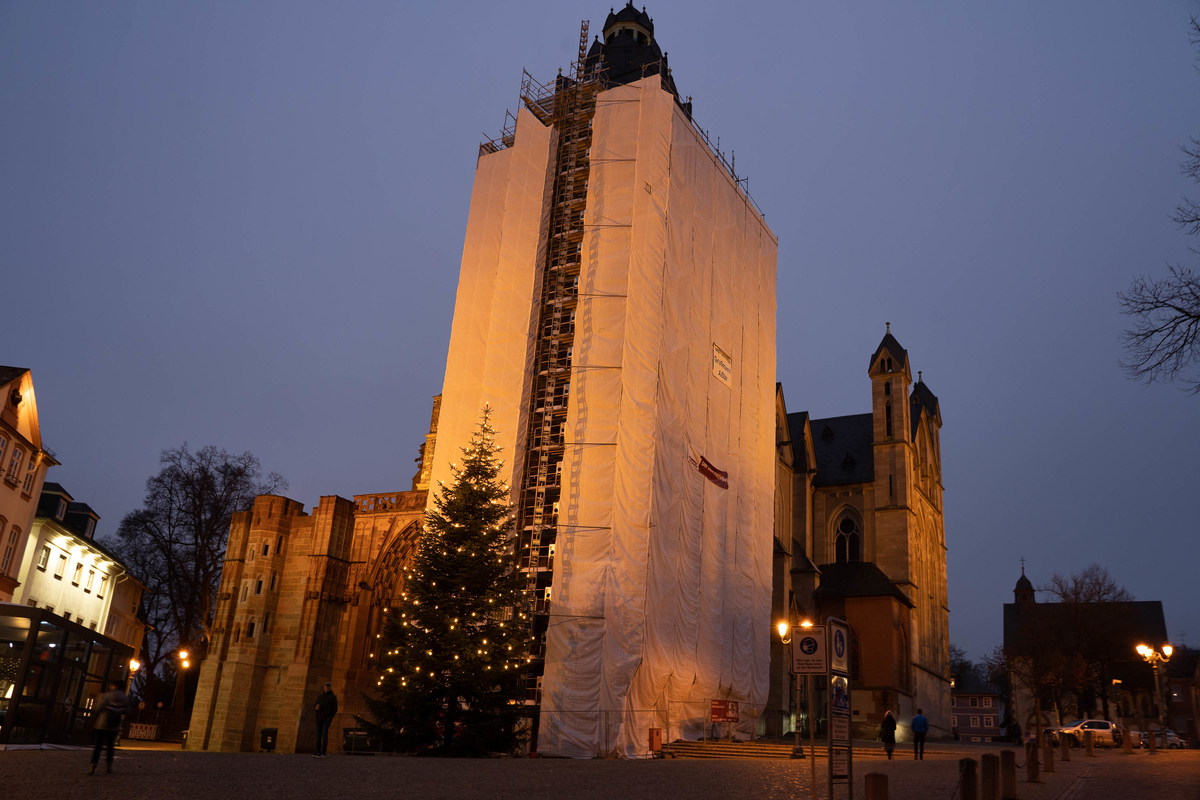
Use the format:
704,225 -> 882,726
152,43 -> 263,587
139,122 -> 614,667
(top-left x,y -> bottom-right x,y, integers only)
1120,18 -> 1200,393
103,444 -> 285,700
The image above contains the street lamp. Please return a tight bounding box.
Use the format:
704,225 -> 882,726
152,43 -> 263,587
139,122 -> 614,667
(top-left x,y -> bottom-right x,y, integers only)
173,648 -> 191,711
1135,643 -> 1172,741
778,622 -> 803,758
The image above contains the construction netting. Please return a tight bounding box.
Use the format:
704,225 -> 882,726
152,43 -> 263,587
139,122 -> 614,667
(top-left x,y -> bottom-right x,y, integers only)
426,107 -> 556,506
538,75 -> 778,758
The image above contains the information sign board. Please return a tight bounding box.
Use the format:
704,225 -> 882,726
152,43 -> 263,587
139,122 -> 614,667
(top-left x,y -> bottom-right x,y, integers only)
710,699 -> 739,723
791,625 -> 827,674
831,747 -> 850,782
830,620 -> 849,675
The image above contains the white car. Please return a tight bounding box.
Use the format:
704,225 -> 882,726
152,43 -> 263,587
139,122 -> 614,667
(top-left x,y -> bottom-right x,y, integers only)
1137,729 -> 1183,749
1055,719 -> 1122,747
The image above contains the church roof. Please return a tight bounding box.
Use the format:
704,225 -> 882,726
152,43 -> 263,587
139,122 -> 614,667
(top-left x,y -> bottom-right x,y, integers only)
603,3 -> 654,35
1014,573 -> 1034,593
803,412 -> 874,487
815,561 -> 914,608
869,332 -> 908,372
1003,600 -> 1168,682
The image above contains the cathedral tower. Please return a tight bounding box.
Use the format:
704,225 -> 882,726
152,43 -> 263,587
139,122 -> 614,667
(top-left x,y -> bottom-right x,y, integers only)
429,5 -> 777,757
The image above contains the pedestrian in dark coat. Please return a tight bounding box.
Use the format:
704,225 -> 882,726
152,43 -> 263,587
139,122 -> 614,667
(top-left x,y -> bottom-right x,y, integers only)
314,682 -> 338,757
911,708 -> 929,760
89,681 -> 129,775
880,710 -> 898,760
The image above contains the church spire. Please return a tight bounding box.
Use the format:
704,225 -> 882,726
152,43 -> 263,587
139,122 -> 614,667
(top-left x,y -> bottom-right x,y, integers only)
1014,560 -> 1036,603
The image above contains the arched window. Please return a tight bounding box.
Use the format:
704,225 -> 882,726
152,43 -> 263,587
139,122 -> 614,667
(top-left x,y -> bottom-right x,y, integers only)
277,535 -> 284,555
885,402 -> 893,437
884,381 -> 891,396
269,571 -> 277,592
834,516 -> 861,563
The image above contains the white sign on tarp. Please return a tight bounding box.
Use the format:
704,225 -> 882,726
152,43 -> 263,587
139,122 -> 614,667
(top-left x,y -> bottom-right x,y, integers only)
712,343 -> 733,388
791,625 -> 827,674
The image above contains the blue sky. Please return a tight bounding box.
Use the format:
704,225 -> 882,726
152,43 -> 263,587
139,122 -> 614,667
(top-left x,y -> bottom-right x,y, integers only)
3,1 -> 1198,661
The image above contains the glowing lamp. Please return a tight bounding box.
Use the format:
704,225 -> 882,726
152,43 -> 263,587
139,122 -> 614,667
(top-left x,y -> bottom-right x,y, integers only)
800,620 -> 813,628
130,659 -> 141,672
777,622 -> 789,639
178,650 -> 189,660
1162,645 -> 1173,657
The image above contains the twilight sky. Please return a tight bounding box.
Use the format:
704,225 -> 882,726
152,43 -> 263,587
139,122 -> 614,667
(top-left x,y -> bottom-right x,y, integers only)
3,1 -> 1198,662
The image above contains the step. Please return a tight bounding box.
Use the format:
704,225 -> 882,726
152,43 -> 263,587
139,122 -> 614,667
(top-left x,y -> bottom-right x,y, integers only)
664,741 -> 891,760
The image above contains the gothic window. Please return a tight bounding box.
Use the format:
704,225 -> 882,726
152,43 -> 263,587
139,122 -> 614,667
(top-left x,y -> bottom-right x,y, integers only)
255,577 -> 263,595
884,381 -> 891,396
277,535 -> 284,555
834,516 -> 861,563
262,541 -> 269,557
269,571 -> 277,592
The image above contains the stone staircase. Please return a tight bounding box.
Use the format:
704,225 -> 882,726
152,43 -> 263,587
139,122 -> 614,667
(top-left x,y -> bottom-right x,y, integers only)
664,740 -> 892,760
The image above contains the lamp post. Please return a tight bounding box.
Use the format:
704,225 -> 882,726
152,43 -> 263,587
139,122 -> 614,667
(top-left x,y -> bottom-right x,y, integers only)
1136,643 -> 1172,745
172,649 -> 190,713
778,622 -> 804,758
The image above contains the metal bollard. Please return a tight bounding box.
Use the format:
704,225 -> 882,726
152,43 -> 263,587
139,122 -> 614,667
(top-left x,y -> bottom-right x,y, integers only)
864,772 -> 888,800
981,753 -> 1000,800
1059,733 -> 1070,762
1026,741 -> 1041,783
1084,730 -> 1096,757
1000,749 -> 1019,799
1043,739 -> 1055,773
959,758 -> 978,800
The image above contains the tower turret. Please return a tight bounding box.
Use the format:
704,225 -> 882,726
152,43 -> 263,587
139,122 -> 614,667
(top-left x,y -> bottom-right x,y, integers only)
870,323 -> 912,445
1014,563 -> 1036,603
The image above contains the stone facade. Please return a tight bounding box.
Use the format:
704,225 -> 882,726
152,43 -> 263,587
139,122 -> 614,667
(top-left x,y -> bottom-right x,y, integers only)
769,328 -> 951,741
186,400 -> 439,753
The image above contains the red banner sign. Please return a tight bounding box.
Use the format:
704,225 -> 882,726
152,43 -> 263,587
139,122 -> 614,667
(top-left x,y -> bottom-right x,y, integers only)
690,454 -> 728,489
710,699 -> 739,723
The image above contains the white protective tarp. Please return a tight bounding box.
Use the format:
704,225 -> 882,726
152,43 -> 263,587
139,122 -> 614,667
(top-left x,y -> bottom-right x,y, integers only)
427,107 -> 556,507
540,75 -> 778,758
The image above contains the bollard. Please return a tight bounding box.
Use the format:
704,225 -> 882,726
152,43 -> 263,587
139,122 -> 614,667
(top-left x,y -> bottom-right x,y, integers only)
1060,732 -> 1070,762
1043,739 -> 1055,773
864,772 -> 889,800
981,753 -> 1000,800
1122,729 -> 1133,754
1026,741 -> 1041,783
1000,749 -> 1019,799
1147,728 -> 1157,754
959,758 -> 978,800
1084,729 -> 1096,757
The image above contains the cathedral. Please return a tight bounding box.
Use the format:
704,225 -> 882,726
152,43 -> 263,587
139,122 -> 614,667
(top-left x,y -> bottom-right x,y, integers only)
769,328 -> 950,741
186,5 -> 949,755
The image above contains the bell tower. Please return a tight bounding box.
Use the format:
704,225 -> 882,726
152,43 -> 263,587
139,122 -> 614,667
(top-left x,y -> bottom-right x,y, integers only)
870,323 -> 912,511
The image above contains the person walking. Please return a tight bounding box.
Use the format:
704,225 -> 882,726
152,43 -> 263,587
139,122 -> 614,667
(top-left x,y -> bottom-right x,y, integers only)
89,681 -> 129,775
911,708 -> 929,760
880,710 -> 897,760
314,682 -> 338,757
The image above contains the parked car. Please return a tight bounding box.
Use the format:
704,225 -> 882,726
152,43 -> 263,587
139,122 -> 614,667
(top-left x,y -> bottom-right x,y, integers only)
1055,719 -> 1122,748
1136,729 -> 1183,749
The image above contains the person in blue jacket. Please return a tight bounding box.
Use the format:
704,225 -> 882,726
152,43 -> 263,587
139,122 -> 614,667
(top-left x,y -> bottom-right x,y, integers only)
911,708 -> 929,760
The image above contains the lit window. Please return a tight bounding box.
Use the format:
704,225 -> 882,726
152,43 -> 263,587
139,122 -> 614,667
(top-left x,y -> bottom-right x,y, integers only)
970,716 -> 980,727
85,569 -> 95,592
982,697 -> 993,707
98,575 -> 108,598
54,553 -> 67,579
37,545 -> 50,570
72,562 -> 83,585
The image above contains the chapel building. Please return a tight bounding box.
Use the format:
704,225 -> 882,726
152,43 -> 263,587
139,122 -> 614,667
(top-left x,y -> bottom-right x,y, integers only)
769,328 -> 951,740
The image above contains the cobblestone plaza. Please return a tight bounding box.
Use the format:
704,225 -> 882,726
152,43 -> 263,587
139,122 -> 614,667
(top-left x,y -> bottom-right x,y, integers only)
1,744 -> 1196,800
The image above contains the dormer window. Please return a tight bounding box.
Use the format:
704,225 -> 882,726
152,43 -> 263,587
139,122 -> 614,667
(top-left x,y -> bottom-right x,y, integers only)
56,499 -> 67,520
84,518 -> 95,538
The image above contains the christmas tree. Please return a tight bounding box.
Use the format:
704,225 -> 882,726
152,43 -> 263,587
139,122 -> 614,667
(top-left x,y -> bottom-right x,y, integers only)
363,407 -> 531,755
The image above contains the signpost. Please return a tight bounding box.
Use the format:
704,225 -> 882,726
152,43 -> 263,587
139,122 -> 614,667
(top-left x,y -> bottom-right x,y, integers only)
828,617 -> 853,800
710,699 -> 739,740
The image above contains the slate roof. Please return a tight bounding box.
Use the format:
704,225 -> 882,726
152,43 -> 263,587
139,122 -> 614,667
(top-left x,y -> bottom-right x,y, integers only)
804,412 -> 874,487
814,561 -> 914,608
1003,600 -> 1169,684
911,380 -> 939,420
952,670 -> 1000,696
869,333 -> 908,372
0,366 -> 29,387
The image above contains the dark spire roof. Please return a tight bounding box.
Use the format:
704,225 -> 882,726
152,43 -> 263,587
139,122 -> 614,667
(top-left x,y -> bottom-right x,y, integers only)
910,379 -> 939,420
0,366 -> 30,387
603,2 -> 653,35
869,327 -> 908,372
1014,563 -> 1035,602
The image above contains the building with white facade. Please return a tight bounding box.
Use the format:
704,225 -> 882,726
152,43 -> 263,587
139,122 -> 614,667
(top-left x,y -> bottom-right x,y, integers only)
11,483 -> 145,653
